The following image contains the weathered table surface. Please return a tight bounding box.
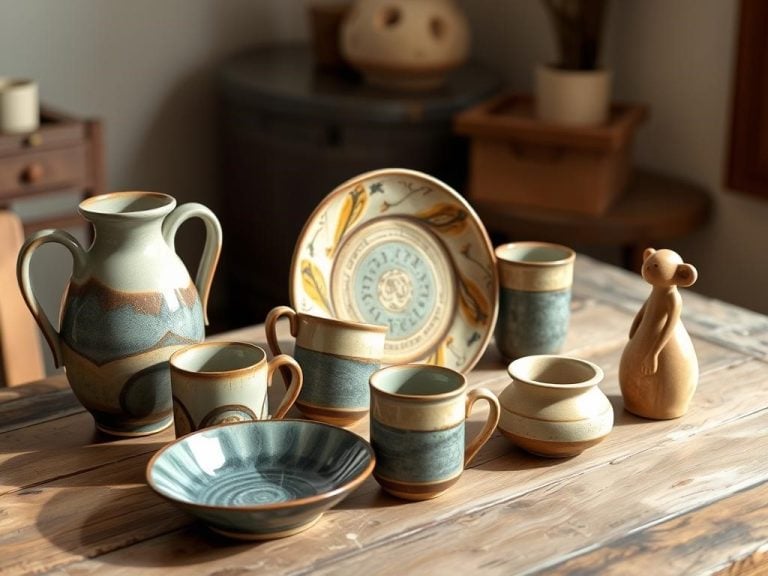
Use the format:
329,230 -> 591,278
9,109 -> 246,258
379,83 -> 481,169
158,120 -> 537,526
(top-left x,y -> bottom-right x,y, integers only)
2,256 -> 767,575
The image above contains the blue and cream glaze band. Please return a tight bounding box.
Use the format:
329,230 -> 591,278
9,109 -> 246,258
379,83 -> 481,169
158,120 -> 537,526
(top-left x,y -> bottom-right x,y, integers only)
293,314 -> 387,360
294,346 -> 380,410
496,242 -> 575,292
294,314 -> 386,413
369,364 -> 467,486
371,419 -> 464,484
495,242 -> 575,360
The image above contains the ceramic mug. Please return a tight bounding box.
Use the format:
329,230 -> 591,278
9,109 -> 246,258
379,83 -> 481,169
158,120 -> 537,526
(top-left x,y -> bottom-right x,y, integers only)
497,354 -> 613,458
169,341 -> 302,437
369,364 -> 500,500
265,306 -> 387,426
495,241 -> 575,360
0,78 -> 39,134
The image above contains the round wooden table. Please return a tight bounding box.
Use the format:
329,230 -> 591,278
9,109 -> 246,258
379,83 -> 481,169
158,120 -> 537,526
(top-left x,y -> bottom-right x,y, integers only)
471,169 -> 713,271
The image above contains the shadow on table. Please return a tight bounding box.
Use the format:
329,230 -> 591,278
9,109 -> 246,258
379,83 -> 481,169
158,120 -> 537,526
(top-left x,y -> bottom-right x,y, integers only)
3,435 -> 168,492
38,485 -> 272,568
607,394 -> 650,426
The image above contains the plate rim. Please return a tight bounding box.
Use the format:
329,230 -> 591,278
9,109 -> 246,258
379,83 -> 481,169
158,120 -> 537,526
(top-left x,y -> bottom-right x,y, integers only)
288,167 -> 499,373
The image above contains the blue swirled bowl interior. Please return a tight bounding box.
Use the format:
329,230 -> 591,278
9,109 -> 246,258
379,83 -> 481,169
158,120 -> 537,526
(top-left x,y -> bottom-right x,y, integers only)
146,419 -> 374,540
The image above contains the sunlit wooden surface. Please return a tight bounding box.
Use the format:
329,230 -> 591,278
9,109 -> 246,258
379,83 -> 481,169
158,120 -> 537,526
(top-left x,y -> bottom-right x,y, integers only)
1,255 -> 766,575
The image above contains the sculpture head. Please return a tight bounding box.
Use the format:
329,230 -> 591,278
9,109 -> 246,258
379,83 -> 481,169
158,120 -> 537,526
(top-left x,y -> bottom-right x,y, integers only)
641,248 -> 698,288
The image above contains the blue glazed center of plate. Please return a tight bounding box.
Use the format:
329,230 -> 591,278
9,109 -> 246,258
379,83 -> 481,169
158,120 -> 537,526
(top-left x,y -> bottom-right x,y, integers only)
331,217 -> 455,363
353,240 -> 436,339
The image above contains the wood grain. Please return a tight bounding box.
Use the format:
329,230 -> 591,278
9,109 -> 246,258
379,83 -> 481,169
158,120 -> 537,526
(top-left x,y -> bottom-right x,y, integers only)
546,479 -> 768,575
0,413 -> 171,496
0,387 -> 82,435
0,373 -> 68,404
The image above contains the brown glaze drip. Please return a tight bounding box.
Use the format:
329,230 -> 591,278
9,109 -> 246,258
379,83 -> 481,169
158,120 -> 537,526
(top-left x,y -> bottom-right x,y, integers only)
68,277 -> 197,315
176,282 -> 199,308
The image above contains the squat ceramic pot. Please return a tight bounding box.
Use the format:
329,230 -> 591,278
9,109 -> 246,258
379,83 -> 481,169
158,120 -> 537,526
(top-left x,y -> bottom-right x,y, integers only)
498,355 -> 613,458
17,192 -> 222,437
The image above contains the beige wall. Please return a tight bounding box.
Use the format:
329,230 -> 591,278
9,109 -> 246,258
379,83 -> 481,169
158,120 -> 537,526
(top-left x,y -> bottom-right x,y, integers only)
460,0 -> 767,314
0,0 -> 306,210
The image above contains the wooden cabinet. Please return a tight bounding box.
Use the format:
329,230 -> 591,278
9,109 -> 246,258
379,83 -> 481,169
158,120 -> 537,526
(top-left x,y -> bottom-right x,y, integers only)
0,107 -> 104,234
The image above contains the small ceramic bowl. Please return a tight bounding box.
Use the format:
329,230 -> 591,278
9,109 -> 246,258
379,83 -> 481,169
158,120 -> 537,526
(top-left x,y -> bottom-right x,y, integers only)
146,419 -> 375,540
497,355 -> 613,458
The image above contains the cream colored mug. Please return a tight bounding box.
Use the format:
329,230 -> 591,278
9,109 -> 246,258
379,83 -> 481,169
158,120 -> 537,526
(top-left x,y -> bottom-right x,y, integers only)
169,341 -> 302,437
369,364 -> 500,500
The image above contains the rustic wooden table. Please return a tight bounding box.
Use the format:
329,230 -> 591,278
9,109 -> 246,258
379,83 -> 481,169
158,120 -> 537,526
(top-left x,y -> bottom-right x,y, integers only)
2,256 -> 767,575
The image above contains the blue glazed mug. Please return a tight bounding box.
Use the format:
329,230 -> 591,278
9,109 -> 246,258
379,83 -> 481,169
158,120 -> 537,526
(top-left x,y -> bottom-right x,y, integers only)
266,306 -> 387,426
494,242 -> 575,361
369,364 -> 500,501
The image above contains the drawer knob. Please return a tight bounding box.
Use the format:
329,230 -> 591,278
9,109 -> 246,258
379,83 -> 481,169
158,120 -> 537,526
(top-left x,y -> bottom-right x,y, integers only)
25,133 -> 44,147
21,163 -> 45,184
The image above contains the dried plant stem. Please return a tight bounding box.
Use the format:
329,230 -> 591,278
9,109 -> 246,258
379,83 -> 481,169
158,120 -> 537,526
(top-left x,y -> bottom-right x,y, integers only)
542,0 -> 608,70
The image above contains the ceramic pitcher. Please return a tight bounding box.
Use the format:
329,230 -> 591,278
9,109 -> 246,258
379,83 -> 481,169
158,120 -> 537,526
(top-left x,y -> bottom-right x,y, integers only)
17,192 -> 222,437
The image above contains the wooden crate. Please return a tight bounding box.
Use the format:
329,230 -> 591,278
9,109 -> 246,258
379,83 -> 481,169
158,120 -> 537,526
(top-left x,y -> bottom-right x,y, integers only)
454,94 -> 647,215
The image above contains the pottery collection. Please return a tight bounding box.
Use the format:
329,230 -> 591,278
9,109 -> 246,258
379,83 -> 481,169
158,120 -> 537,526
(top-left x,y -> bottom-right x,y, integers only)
15,170 -> 698,539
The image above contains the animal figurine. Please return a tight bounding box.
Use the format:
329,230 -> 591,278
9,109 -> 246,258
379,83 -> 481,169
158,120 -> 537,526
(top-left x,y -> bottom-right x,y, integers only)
619,248 -> 698,419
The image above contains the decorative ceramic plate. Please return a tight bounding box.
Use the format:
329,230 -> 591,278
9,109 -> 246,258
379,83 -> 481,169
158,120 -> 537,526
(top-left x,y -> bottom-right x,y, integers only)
290,168 -> 498,373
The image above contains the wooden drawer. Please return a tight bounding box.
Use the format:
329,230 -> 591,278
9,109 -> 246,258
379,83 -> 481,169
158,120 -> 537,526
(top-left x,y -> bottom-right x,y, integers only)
0,122 -> 85,156
0,144 -> 88,200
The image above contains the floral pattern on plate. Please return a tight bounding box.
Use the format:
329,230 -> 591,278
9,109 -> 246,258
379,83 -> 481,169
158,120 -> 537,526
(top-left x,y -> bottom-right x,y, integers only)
290,168 -> 498,373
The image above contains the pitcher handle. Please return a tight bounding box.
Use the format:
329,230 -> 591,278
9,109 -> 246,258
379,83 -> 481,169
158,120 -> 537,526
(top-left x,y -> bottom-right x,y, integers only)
16,229 -> 87,368
162,203 -> 222,325
464,387 -> 501,468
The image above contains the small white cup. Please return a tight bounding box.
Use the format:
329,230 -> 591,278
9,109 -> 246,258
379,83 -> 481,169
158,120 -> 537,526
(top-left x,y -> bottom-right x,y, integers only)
0,78 -> 39,134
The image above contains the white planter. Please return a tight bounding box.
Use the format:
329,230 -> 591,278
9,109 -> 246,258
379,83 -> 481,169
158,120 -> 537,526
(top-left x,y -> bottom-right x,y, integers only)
535,65 -> 611,127
0,78 -> 39,134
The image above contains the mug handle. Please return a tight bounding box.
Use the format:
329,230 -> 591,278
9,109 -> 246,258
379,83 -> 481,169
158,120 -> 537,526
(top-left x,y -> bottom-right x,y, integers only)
265,305 -> 298,357
267,354 -> 303,419
464,387 -> 501,467
265,305 -> 300,386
